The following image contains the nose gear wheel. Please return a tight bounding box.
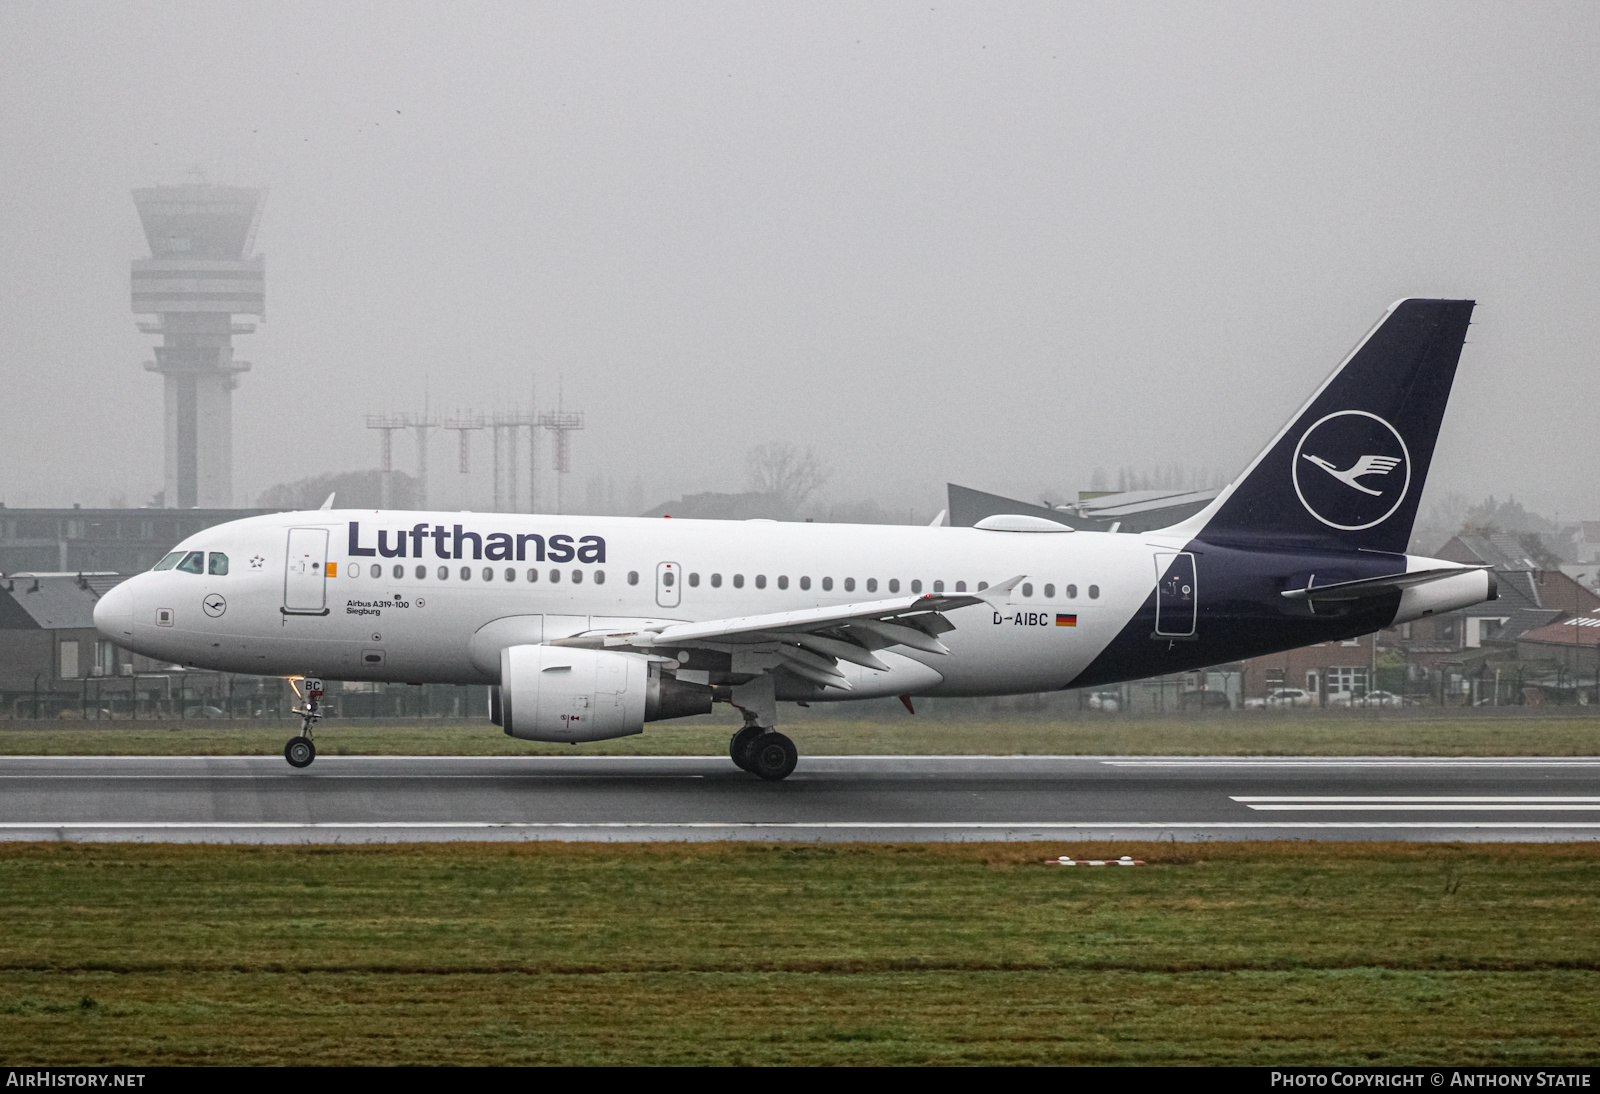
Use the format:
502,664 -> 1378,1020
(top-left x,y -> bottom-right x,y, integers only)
285,736 -> 316,768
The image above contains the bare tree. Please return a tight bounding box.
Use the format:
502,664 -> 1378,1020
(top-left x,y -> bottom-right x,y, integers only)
745,443 -> 830,516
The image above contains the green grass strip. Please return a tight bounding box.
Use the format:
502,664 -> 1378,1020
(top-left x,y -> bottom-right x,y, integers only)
3,713 -> 1600,756
2,841 -> 1599,1064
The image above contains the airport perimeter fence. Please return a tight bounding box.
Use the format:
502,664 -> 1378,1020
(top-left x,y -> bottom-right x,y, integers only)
3,673 -> 1599,726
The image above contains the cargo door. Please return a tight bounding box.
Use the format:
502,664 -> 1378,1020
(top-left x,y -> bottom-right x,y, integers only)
283,528 -> 330,615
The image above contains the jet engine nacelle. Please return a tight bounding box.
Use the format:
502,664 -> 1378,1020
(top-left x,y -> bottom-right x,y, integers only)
500,644 -> 649,742
495,644 -> 716,742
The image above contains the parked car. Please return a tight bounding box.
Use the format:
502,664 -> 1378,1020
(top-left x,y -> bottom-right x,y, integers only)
1327,690 -> 1407,708
1180,689 -> 1233,709
1244,688 -> 1314,709
1087,691 -> 1121,713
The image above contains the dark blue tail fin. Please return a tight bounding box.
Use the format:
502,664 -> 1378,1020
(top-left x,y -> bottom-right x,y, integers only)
1193,298 -> 1474,554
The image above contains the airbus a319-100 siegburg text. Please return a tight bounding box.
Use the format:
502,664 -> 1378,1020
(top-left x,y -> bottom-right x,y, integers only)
95,299 -> 1496,780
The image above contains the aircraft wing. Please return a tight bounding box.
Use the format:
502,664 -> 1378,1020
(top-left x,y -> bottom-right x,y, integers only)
551,576 -> 1024,691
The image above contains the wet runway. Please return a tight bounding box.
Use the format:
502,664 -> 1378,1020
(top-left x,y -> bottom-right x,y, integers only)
2,754 -> 1598,842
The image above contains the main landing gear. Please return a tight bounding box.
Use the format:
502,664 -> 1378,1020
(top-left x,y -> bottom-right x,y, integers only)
285,677 -> 323,768
729,710 -> 798,782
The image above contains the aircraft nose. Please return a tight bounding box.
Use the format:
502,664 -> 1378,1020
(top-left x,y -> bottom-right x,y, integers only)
94,579 -> 136,640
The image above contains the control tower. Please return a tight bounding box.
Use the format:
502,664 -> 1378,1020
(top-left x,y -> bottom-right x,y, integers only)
131,183 -> 265,508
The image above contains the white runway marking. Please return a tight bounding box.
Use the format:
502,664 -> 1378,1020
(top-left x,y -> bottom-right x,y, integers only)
0,774 -> 707,780
1235,795 -> 1600,812
1235,796 -> 1600,802
4,821 -> 1600,831
1108,760 -> 1600,767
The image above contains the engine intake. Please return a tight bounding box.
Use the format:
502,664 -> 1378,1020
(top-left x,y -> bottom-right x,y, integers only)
495,645 -> 714,742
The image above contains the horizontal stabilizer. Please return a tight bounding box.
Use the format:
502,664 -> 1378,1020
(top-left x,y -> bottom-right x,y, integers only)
1281,565 -> 1493,603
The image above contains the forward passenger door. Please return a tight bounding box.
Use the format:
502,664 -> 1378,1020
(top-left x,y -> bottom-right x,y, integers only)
283,528 -> 330,615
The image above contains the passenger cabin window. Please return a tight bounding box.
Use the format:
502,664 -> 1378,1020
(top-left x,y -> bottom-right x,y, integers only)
844,578 -> 855,592
594,571 -> 605,585
663,571 -> 675,587
777,575 -> 789,590
572,570 -> 583,584
932,580 -> 943,593
888,579 -> 899,593
627,571 -> 638,585
955,581 -> 966,592
416,565 -> 427,579
208,553 -> 229,575
865,578 -> 876,593
711,573 -> 723,588
153,552 -> 184,571
733,574 -> 745,588
392,565 -> 403,579
1088,585 -> 1100,599
437,566 -> 449,580
689,573 -> 700,587
482,567 -> 494,581
460,566 -> 472,581
528,568 -> 540,582
800,576 -> 811,591
822,577 -> 833,591
1021,583 -> 1033,598
911,579 -> 922,594
372,564 -> 383,579
549,569 -> 561,583
176,551 -> 204,574
505,568 -> 516,582
1066,584 -> 1077,598
1044,584 -> 1055,598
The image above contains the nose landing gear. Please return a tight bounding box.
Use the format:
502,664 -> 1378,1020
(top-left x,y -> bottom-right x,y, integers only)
285,677 -> 322,768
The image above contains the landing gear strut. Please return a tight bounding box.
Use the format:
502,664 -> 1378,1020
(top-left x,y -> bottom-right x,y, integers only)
285,677 -> 322,768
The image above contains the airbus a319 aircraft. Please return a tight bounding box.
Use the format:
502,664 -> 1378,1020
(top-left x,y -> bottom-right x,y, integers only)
95,299 -> 1495,780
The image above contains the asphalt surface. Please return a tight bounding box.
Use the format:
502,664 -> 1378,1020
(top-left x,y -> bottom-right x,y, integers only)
2,754 -> 1599,843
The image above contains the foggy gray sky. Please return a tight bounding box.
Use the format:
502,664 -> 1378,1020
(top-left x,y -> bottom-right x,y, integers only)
2,2 -> 1598,521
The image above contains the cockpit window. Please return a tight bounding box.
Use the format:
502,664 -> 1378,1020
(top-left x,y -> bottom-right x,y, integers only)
176,551 -> 205,575
208,552 -> 229,576
152,552 -> 185,571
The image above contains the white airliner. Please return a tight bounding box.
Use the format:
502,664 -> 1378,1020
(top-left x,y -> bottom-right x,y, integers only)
95,299 -> 1496,779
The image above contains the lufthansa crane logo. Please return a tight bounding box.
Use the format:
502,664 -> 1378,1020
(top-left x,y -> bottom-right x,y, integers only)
1292,410 -> 1411,530
202,594 -> 227,618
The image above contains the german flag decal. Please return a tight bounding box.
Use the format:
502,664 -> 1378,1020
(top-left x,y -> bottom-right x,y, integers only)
1055,613 -> 1077,627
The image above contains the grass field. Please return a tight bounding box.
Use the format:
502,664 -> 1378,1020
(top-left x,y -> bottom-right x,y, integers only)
2,711 -> 1598,756
2,841 -> 1599,1065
